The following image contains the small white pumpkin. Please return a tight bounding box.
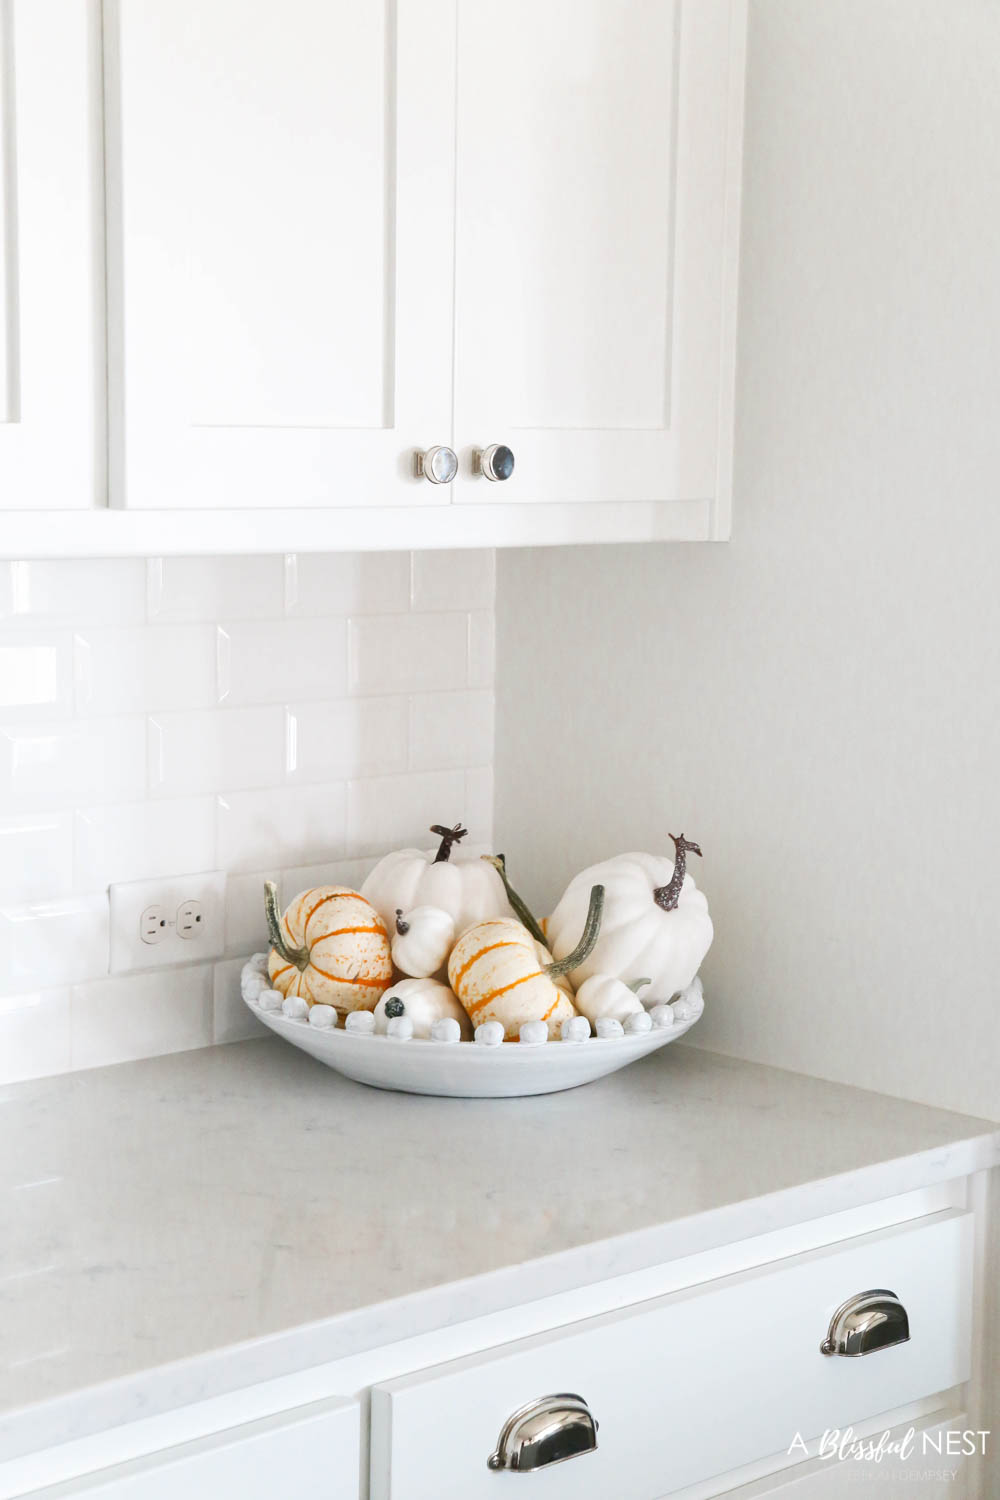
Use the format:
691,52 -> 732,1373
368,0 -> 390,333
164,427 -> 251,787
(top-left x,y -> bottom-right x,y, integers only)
391,905 -> 455,978
362,823 -> 512,933
574,975 -> 651,1026
448,886 -> 603,1040
265,881 -> 393,1014
546,836 -> 713,996
373,977 -> 473,1039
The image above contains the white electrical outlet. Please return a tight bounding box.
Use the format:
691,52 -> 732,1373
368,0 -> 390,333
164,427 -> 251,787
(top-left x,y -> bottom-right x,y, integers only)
110,872 -> 226,973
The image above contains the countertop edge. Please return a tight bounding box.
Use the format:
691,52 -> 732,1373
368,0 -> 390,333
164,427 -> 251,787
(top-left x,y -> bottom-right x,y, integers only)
4,1125 -> 997,1464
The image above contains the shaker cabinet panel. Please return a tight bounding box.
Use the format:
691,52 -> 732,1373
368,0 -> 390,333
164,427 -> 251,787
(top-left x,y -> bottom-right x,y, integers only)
0,0 -> 103,509
106,0 -> 456,509
451,0 -> 745,525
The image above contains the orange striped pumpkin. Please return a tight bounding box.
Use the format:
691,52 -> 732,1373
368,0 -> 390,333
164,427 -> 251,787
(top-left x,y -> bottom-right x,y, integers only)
265,882 -> 392,1015
448,919 -> 576,1040
447,886 -> 605,1041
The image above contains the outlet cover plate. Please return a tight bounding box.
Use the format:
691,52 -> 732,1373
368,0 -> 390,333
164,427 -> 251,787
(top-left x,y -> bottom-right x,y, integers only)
109,871 -> 227,974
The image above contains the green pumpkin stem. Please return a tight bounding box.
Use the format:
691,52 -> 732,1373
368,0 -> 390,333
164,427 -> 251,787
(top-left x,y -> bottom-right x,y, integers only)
653,834 -> 703,913
482,853 -> 548,946
264,880 -> 310,971
546,885 -> 605,979
430,823 -> 468,863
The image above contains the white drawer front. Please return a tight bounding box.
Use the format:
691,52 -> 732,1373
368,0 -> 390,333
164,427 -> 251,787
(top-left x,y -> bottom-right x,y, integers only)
28,1399 -> 358,1499
372,1212 -> 972,1500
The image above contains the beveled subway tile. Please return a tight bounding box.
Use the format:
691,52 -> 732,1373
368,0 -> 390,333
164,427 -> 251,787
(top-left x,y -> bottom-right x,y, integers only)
73,626 -> 217,715
148,706 -> 286,797
346,768 -> 466,857
71,967 -> 213,1070
0,718 -> 147,813
349,612 -> 468,695
286,696 -> 407,783
0,812 -> 74,905
7,560 -> 147,625
285,552 -> 410,617
147,556 -> 285,623
409,690 -> 494,771
218,618 -> 346,705
410,549 -> 495,612
217,782 -> 347,873
0,896 -> 109,996
74,798 -> 216,890
0,634 -> 72,721
0,989 -> 72,1085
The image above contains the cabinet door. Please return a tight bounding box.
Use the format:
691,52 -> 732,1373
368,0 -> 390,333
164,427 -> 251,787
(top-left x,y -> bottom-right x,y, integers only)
451,0 -> 745,529
106,0 -> 455,509
0,0 -> 103,509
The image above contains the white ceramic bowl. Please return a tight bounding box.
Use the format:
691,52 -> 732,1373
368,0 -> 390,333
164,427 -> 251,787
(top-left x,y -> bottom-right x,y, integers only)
243,968 -> 704,1098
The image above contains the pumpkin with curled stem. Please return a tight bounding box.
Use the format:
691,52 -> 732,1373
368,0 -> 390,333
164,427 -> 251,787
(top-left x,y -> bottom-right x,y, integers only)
362,823 -> 512,934
265,882 -> 393,1014
448,886 -> 604,1041
546,836 -> 712,996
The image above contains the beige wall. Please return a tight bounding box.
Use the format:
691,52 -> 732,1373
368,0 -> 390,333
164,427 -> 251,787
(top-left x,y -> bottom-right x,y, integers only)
495,0 -> 1000,1123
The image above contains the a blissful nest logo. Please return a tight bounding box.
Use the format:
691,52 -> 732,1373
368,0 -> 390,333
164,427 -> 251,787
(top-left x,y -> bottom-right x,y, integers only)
788,1426 -> 989,1479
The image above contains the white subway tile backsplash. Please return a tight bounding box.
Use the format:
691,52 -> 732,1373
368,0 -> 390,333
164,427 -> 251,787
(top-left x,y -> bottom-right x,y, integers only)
0,813 -> 74,905
349,613 -> 468,695
409,690 -> 494,771
149,706 -> 286,796
468,610 -> 495,689
71,967 -> 214,1071
148,556 -> 285,623
286,552 -> 410,617
287,696 -> 408,783
0,550 -> 494,1080
410,549 -> 495,613
0,718 -> 147,813
0,635 -> 72,721
213,958 -> 267,1044
0,896 -> 109,996
74,626 -> 217,715
217,783 -> 346,873
0,990 -> 72,1084
8,560 -> 147,625
218,618 -> 347,705
346,769 -> 467,857
75,798 -> 216,890
224,870 -> 278,958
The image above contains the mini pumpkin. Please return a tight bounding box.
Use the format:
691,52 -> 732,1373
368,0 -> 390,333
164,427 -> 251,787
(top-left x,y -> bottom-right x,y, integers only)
545,836 -> 712,996
362,823 -> 512,933
373,977 -> 472,1039
391,906 -> 455,978
264,881 -> 392,1014
448,885 -> 604,1040
574,974 -> 651,1026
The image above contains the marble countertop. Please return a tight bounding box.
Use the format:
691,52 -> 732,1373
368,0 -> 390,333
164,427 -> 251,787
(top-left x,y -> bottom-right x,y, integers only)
2,1038 -> 997,1460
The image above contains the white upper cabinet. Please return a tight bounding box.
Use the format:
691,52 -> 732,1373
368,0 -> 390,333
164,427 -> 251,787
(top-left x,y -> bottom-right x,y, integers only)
105,0 -> 456,509
0,0 -> 103,509
106,0 -> 745,533
451,0 -> 743,530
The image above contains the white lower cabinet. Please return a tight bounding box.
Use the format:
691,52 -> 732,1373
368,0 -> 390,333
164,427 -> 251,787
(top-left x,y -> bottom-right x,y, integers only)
370,1211 -> 973,1500
28,1399 -> 358,1499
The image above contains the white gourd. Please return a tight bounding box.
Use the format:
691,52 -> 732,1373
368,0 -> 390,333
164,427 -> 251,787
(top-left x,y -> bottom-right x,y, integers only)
574,974 -> 650,1025
362,823 -> 512,934
391,905 -> 455,978
546,836 -> 713,996
373,977 -> 473,1040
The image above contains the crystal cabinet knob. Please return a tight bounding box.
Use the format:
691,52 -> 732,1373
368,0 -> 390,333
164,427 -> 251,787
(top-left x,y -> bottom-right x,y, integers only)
415,446 -> 458,484
820,1290 -> 910,1357
487,1393 -> 598,1473
474,443 -> 515,482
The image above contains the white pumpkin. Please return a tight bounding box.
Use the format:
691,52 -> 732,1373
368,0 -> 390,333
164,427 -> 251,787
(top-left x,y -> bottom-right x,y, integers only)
373,977 -> 472,1039
265,881 -> 393,1013
362,823 -> 512,933
574,975 -> 650,1026
391,905 -> 455,978
448,886 -> 604,1040
546,836 -> 713,996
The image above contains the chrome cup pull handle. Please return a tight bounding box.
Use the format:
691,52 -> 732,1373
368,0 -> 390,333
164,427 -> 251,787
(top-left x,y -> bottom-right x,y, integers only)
487,1393 -> 597,1473
415,446 -> 458,484
474,443 -> 515,481
820,1289 -> 910,1357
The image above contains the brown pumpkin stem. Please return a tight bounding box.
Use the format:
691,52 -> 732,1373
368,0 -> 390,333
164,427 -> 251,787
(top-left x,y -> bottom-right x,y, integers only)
653,834 -> 703,912
481,854 -> 548,947
264,880 -> 310,971
546,885 -> 605,979
395,908 -> 410,935
431,823 -> 468,863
